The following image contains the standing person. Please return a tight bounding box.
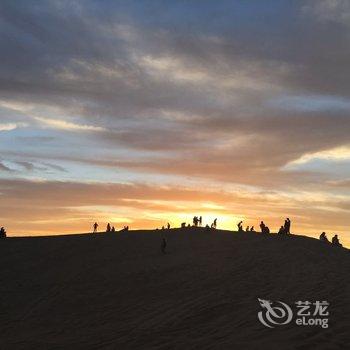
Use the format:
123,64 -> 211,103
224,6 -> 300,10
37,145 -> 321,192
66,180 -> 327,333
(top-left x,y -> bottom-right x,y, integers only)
213,218 -> 217,229
287,218 -> 291,234
161,236 -> 167,254
93,222 -> 98,233
284,218 -> 291,234
260,221 -> 266,234
106,223 -> 111,233
167,222 -> 170,229
199,216 -> 202,227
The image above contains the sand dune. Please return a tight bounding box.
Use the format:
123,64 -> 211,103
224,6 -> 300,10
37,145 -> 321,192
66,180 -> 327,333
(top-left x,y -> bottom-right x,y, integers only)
1,229 -> 349,349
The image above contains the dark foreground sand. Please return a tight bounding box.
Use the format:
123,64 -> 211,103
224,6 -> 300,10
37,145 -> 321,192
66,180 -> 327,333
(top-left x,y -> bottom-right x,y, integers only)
0,229 -> 349,349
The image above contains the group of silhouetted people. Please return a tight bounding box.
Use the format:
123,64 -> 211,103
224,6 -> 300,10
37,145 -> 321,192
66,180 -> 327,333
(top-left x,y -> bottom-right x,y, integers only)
242,218 -> 291,235
192,216 -> 202,227
92,222 -> 128,234
235,219 -> 290,235
237,221 -> 255,232
235,218 -> 344,248
90,217 -> 345,255
260,221 -> 271,234
106,223 -> 116,233
236,219 -> 290,234
319,232 -> 342,247
236,219 -> 290,235
0,227 -> 6,239
238,221 -> 255,232
179,217 -> 217,229
277,218 -> 291,235
160,223 -> 171,230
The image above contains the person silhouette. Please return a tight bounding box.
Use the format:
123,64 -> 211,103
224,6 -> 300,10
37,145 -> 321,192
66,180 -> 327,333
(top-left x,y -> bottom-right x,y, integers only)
319,232 -> 329,243
111,226 -> 115,233
93,222 -> 98,233
250,226 -> 254,232
260,221 -> 266,234
284,218 -> 291,234
237,221 -> 243,232
199,216 -> 202,226
167,222 -> 170,229
213,218 -> 217,229
0,227 -> 6,238
331,234 -> 342,247
106,223 -> 111,233
278,225 -> 285,235
161,236 -> 167,254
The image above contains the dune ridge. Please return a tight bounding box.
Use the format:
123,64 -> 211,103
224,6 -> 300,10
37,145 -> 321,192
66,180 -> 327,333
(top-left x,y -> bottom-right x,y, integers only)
1,228 -> 349,349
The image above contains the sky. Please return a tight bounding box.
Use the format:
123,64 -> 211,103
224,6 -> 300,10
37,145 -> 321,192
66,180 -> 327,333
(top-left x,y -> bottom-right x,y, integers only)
0,0 -> 350,246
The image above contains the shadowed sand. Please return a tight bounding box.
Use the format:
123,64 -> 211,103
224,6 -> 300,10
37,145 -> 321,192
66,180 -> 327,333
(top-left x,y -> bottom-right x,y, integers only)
1,229 -> 349,349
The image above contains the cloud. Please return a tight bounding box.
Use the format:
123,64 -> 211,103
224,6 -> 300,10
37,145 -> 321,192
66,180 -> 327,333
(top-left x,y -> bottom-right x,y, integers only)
286,146 -> 350,168
0,162 -> 12,172
270,95 -> 350,112
33,116 -> 105,132
327,179 -> 350,188
302,0 -> 350,27
0,122 -> 26,131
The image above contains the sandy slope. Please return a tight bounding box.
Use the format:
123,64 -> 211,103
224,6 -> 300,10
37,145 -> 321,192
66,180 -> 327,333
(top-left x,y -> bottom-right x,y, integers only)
0,229 -> 349,349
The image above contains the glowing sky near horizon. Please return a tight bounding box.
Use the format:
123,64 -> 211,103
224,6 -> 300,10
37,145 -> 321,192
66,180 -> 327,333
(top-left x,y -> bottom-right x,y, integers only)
0,0 -> 349,247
